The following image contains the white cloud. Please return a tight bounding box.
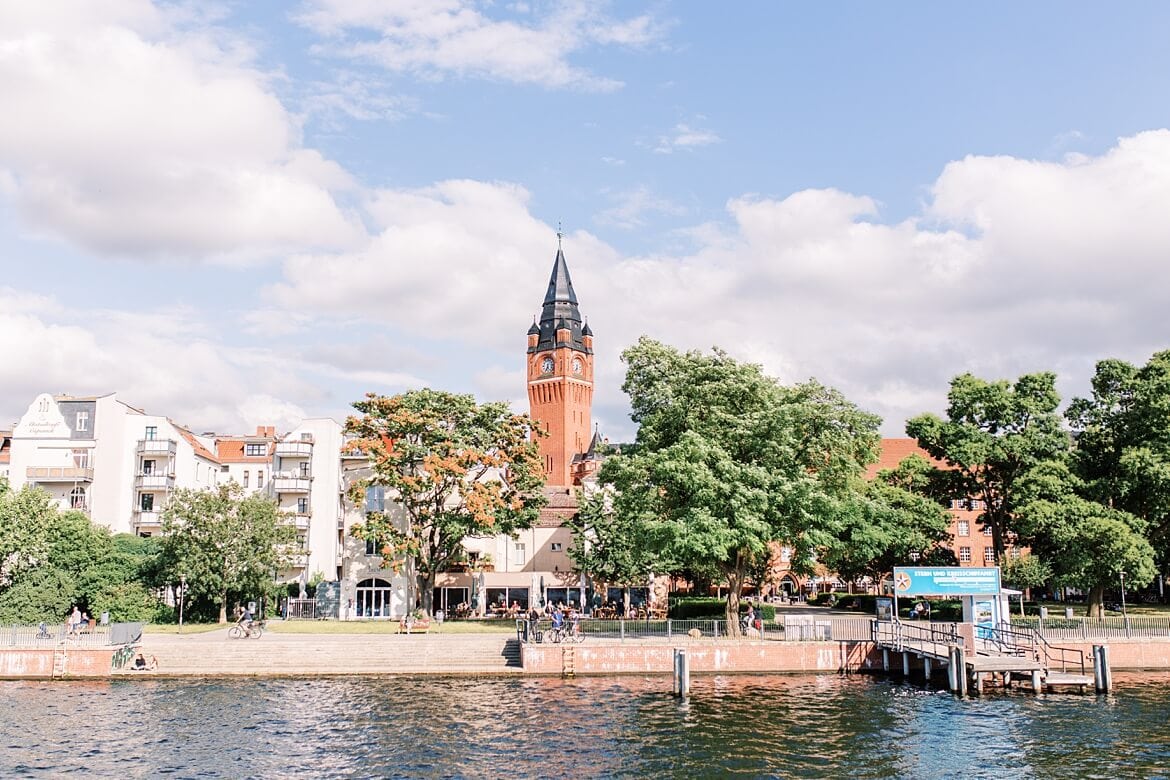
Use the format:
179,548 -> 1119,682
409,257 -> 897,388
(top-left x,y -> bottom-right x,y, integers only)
295,0 -> 664,90
266,130 -> 1170,439
595,186 -> 687,230
653,122 -> 721,154
0,2 -> 363,262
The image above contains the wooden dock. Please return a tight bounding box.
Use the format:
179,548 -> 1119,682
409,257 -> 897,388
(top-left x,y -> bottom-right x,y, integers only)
873,620 -> 1097,695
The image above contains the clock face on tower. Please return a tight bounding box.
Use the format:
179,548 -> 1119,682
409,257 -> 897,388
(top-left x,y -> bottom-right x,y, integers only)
572,357 -> 583,375
541,356 -> 554,374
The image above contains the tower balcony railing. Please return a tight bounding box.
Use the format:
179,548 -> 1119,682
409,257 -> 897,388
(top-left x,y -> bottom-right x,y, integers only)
135,473 -> 176,490
272,474 -> 312,493
275,441 -> 314,457
137,439 -> 178,456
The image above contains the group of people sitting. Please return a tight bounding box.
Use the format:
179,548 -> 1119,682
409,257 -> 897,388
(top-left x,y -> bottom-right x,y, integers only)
66,606 -> 93,635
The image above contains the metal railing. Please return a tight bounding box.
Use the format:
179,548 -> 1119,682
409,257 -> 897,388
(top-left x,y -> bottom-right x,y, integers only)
872,619 -> 962,657
1012,615 -> 1170,640
0,624 -> 114,648
514,615 -> 877,643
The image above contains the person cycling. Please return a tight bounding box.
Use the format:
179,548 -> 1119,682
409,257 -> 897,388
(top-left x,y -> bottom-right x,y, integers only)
237,606 -> 255,637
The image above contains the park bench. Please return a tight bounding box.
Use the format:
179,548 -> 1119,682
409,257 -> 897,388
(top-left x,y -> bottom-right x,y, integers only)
397,618 -> 432,635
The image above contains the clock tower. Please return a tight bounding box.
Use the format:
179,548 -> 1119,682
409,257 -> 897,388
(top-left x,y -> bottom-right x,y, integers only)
527,238 -> 594,487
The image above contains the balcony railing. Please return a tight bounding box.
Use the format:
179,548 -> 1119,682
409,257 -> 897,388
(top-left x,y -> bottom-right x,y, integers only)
290,513 -> 311,530
135,510 -> 162,527
275,441 -> 314,457
27,467 -> 95,482
272,474 -> 312,493
137,439 -> 178,455
135,473 -> 176,490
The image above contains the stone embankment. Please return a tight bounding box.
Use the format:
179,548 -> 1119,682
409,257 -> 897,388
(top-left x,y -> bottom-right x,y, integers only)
129,630 -> 523,677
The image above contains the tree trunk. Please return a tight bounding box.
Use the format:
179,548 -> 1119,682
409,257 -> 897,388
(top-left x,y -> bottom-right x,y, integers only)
420,571 -> 435,617
1086,583 -> 1105,618
219,591 -> 228,624
724,552 -> 747,638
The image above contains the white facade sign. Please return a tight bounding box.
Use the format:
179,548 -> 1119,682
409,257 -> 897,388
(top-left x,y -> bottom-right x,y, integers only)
14,394 -> 71,438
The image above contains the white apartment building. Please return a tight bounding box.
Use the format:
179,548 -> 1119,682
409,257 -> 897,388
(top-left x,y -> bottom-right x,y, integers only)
8,393 -> 220,535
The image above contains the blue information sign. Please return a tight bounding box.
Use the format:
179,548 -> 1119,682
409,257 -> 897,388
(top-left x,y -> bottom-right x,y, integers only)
892,566 -> 1001,597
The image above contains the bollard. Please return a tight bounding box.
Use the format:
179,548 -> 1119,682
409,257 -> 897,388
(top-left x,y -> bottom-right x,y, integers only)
955,647 -> 967,696
883,648 -> 890,672
923,656 -> 932,682
1031,670 -> 1042,695
1092,644 -> 1112,693
673,648 -> 690,697
902,651 -> 910,677
947,646 -> 957,692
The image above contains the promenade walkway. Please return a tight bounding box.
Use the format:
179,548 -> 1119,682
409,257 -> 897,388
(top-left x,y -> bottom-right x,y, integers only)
130,630 -> 523,676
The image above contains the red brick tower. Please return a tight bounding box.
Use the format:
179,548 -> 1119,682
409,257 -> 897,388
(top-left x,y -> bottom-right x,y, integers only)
527,238 -> 593,487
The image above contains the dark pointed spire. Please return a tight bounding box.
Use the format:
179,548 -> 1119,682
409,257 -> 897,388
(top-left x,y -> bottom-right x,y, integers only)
582,317 -> 593,337
528,317 -> 540,336
531,236 -> 589,354
583,424 -> 604,459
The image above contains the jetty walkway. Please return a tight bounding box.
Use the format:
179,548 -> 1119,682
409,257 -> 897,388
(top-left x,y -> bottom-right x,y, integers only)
872,619 -> 1095,693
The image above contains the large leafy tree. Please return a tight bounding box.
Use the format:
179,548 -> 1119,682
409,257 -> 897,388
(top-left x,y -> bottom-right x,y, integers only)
906,372 -> 1069,562
596,338 -> 882,636
822,455 -> 955,585
0,479 -> 56,591
1016,461 -> 1156,615
566,488 -> 670,588
159,483 -> 295,622
345,389 -> 546,616
1067,351 -> 1170,574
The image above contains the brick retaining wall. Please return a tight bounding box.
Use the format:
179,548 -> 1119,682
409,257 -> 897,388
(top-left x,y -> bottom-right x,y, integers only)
0,648 -> 117,679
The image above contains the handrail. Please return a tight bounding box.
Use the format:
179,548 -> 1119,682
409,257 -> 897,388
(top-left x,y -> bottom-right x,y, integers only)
1030,628 -> 1086,674
872,619 -> 961,655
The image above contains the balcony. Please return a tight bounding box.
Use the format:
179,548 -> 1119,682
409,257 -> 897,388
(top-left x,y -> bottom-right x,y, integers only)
137,439 -> 177,456
27,467 -> 95,482
289,552 -> 310,568
135,510 -> 162,528
275,441 -> 313,457
290,513 -> 311,530
135,473 -> 176,490
272,474 -> 312,493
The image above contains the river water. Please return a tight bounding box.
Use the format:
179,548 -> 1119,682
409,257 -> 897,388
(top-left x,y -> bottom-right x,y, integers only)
2,672 -> 1168,778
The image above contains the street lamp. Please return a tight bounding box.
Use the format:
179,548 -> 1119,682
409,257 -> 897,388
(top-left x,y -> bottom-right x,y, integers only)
179,574 -> 187,633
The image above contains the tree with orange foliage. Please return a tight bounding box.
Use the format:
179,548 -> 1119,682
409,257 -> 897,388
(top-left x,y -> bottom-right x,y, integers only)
345,389 -> 546,616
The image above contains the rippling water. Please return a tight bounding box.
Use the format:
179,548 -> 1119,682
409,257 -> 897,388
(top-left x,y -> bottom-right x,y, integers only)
3,673 -> 1169,778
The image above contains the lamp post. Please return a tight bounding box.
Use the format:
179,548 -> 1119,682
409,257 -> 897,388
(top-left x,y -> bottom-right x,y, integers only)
179,574 -> 187,633
1120,570 -> 1129,635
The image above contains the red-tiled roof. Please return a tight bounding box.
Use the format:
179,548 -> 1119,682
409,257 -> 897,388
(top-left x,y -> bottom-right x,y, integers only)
171,422 -> 219,463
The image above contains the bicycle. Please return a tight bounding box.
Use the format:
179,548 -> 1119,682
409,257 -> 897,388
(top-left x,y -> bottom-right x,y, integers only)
543,624 -> 584,644
228,620 -> 265,639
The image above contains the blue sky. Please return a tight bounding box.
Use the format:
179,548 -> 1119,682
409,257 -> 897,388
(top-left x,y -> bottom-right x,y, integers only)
2,1 -> 1169,441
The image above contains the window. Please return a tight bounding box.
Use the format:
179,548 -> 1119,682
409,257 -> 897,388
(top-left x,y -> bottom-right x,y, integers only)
908,550 -> 921,561
245,443 -> 266,457
72,449 -> 89,468
957,520 -> 969,536
950,499 -> 964,511
512,542 -> 526,567
983,525 -> 993,536
365,539 -> 378,556
243,470 -> 250,487
142,459 -> 154,475
257,470 -> 264,488
300,433 -> 312,441
984,548 -> 996,563
145,426 -> 157,440
75,411 -> 89,432
365,485 -> 385,513
959,546 -> 971,563
550,542 -> 563,552
297,497 -> 308,514
1009,547 -> 1021,559
780,546 -> 793,563
299,461 -> 310,477
70,487 -> 86,509
141,493 -> 154,511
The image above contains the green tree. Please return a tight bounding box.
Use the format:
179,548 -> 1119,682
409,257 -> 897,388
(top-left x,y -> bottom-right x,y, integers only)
0,479 -> 56,591
1067,351 -> 1170,574
566,488 -> 669,588
159,483 -> 296,623
597,338 -> 882,636
1016,461 -> 1155,616
822,456 -> 955,585
345,389 -> 546,616
906,372 -> 1069,563
1000,553 -> 1052,593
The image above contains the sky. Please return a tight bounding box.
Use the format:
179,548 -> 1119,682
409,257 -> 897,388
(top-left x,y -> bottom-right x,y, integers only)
2,1 -> 1169,442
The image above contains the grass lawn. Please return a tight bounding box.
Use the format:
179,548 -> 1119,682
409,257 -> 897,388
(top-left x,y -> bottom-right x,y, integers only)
264,619 -> 519,635
1030,600 -> 1170,617
143,623 -> 226,635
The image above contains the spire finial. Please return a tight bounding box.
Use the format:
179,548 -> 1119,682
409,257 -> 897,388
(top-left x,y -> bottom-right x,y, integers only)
557,221 -> 563,249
